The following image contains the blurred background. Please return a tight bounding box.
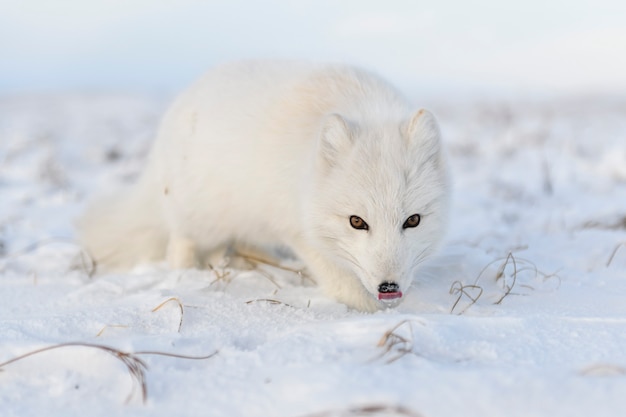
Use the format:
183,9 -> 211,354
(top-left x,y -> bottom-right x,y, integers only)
1,0 -> 626,98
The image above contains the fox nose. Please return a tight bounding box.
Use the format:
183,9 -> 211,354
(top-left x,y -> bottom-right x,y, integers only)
378,281 -> 402,300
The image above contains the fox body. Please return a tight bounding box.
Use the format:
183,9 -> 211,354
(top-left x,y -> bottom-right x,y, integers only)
79,61 -> 449,312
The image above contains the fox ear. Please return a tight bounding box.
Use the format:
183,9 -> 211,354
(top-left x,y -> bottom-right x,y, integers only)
318,113 -> 355,169
405,109 -> 442,163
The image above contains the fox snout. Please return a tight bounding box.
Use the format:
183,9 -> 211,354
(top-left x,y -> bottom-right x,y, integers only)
377,281 -> 403,301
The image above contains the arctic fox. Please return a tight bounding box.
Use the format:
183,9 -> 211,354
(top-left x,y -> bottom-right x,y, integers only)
78,61 -> 449,312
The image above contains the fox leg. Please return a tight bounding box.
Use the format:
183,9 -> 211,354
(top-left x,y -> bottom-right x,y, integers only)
166,236 -> 198,269
292,243 -> 380,312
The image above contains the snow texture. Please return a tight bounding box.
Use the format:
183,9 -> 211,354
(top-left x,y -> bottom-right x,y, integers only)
1,94 -> 626,417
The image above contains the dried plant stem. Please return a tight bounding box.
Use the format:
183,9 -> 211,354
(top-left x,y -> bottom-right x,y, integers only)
579,363 -> 626,376
245,298 -> 295,308
96,324 -> 130,337
606,242 -> 625,267
449,281 -> 484,315
374,320 -> 423,363
238,252 -> 303,275
207,261 -> 234,286
473,252 -> 525,302
151,297 -> 185,332
301,403 -> 424,417
0,342 -> 148,403
237,251 -> 315,285
133,350 -> 218,360
493,252 -> 518,305
449,251 -> 557,314
0,342 -> 217,404
256,268 -> 283,289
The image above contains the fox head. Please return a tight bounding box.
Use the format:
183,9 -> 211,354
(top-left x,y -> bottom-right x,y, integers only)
305,109 -> 449,307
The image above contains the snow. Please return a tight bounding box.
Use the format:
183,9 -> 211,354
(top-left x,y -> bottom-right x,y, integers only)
1,93 -> 626,417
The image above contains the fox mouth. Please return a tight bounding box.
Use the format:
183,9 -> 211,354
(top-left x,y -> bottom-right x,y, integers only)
377,281 -> 403,302
378,291 -> 403,301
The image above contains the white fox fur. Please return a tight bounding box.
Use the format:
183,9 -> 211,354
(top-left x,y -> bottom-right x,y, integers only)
78,61 -> 449,312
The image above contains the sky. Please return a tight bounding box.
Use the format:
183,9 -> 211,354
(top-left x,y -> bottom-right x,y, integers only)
1,0 -> 626,97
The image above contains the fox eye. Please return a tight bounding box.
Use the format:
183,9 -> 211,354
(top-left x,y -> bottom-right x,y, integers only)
349,215 -> 369,230
403,214 -> 421,229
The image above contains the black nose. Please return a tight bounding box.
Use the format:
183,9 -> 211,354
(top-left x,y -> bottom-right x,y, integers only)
378,281 -> 400,293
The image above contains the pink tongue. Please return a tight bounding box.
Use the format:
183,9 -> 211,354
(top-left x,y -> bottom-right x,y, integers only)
378,291 -> 403,300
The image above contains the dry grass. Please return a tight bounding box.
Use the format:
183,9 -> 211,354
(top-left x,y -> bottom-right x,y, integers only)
237,251 -> 314,286
0,342 -> 217,404
95,297 -> 187,336
245,298 -> 295,308
151,297 -> 185,333
206,254 -> 286,292
449,252 -> 560,315
203,250 -> 313,301
606,242 -> 626,267
579,363 -> 626,377
96,324 -> 130,337
300,404 -> 424,417
491,252 -> 520,305
374,320 -> 424,364
207,257 -> 236,288
449,281 -> 484,315
581,215 -> 626,231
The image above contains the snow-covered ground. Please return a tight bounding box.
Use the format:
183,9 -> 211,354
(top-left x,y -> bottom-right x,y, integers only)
1,93 -> 625,417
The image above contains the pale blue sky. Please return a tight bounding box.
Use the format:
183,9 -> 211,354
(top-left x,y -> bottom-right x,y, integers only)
1,0 -> 625,96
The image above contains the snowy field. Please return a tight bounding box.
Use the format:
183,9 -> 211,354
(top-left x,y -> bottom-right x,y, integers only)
1,93 -> 625,417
